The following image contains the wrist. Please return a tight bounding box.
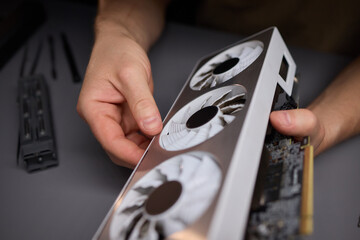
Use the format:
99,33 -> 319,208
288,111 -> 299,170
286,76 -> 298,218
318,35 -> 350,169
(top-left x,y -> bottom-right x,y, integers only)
95,17 -> 147,47
94,0 -> 168,51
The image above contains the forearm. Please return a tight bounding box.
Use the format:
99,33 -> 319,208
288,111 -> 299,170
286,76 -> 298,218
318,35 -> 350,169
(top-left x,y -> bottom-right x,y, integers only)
95,0 -> 169,51
308,56 -> 360,153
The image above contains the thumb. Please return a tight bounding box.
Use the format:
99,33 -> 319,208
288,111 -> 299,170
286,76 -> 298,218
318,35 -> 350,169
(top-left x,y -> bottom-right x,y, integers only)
120,69 -> 163,136
270,109 -> 325,152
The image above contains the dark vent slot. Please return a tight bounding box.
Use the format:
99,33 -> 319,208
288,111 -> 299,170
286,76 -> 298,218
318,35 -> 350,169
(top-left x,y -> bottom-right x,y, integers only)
279,55 -> 289,82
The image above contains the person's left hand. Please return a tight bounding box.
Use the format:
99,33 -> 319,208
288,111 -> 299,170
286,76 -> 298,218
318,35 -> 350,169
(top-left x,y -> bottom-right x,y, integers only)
77,27 -> 162,168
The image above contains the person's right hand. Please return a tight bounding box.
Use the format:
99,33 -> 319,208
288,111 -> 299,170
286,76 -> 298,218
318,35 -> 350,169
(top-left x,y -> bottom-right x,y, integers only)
77,26 -> 163,168
270,109 -> 326,155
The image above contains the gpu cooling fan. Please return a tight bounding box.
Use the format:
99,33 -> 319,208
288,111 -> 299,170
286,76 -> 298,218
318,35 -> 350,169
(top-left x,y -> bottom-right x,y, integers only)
109,152 -> 222,240
190,40 -> 263,90
160,85 -> 246,151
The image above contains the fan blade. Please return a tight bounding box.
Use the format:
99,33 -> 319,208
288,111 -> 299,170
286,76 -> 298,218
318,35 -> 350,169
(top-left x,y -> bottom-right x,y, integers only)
239,46 -> 254,58
200,96 -> 212,109
128,216 -> 147,240
158,160 -> 182,181
209,122 -> 224,137
199,68 -> 213,77
110,208 -> 143,240
221,103 -> 245,114
165,130 -> 197,151
187,124 -> 211,147
217,92 -> 245,108
146,221 -> 159,240
181,106 -> 192,123
198,75 -> 215,90
161,128 -> 189,149
238,45 -> 263,71
178,155 -> 201,182
212,89 -> 232,106
158,218 -> 187,237
222,114 -> 236,124
134,179 -> 163,195
210,77 -> 218,87
120,195 -> 148,213
174,155 -> 221,224
168,121 -> 186,134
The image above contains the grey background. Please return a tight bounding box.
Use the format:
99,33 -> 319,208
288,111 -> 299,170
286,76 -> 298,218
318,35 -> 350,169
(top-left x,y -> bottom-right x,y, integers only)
0,1 -> 359,239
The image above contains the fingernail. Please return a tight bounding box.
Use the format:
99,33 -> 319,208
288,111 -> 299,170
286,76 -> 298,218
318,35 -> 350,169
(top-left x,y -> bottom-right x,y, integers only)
142,116 -> 162,131
280,111 -> 291,126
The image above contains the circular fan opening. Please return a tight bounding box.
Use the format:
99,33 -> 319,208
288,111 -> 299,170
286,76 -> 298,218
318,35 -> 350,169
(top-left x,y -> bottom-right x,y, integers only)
160,85 -> 247,151
190,40 -> 264,90
213,58 -> 239,75
186,106 -> 219,129
145,181 -> 182,216
109,152 -> 222,240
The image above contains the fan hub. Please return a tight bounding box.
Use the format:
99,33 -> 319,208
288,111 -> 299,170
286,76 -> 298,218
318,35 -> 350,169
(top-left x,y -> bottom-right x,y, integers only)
186,106 -> 219,129
145,181 -> 182,216
213,57 -> 239,75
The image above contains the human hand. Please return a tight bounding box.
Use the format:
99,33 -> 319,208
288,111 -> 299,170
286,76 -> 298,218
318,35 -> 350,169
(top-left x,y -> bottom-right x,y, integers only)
271,56 -> 360,156
270,109 -> 326,155
77,29 -> 162,168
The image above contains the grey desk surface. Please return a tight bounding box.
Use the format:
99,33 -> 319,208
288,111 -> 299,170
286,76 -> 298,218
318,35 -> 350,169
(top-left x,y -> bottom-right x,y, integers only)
0,1 -> 359,240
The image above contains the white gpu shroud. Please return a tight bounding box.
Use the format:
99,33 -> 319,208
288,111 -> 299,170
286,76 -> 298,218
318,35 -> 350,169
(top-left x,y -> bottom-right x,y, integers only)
93,27 -> 296,240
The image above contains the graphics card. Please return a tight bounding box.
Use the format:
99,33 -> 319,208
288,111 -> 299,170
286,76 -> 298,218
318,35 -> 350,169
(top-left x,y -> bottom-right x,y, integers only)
93,27 -> 313,240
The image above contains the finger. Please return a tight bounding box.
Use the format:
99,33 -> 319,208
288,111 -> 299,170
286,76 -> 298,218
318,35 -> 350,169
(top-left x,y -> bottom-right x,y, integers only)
126,131 -> 151,148
119,66 -> 162,136
270,109 -> 325,151
120,103 -> 145,134
99,116 -> 145,167
106,151 -> 137,169
121,104 -> 157,142
84,103 -> 146,167
107,132 -> 151,169
119,97 -> 160,137
139,139 -> 151,150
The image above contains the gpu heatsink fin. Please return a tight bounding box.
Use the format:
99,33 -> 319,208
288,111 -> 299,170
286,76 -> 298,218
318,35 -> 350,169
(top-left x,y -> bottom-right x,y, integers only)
160,85 -> 246,151
109,152 -> 222,240
190,40 -> 263,90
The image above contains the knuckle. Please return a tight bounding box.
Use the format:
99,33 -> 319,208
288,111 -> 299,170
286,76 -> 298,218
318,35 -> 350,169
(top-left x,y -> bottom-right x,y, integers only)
116,62 -> 150,87
133,98 -> 154,113
117,63 -> 137,81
